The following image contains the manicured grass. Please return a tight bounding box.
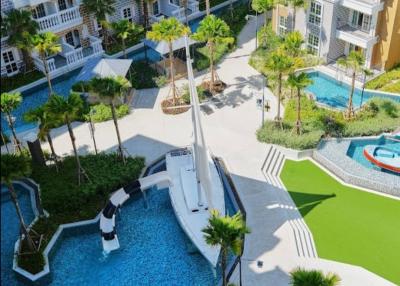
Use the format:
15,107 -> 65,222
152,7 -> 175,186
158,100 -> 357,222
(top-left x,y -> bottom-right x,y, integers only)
280,160 -> 400,284
365,64 -> 400,93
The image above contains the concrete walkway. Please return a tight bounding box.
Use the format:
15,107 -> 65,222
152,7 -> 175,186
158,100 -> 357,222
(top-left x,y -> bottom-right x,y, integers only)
5,15 -> 396,286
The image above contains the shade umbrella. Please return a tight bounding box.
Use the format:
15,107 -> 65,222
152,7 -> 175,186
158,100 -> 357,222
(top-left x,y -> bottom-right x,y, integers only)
75,57 -> 133,82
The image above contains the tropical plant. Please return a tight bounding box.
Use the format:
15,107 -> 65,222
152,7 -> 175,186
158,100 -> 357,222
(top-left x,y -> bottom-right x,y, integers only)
265,50 -> 294,126
2,9 -> 39,71
89,76 -> 131,163
111,19 -> 144,58
82,0 -> 115,49
283,31 -> 304,58
31,32 -> 61,95
46,93 -> 87,185
146,18 -> 190,105
288,0 -> 307,30
337,51 -> 365,119
251,0 -> 275,29
1,92 -> 22,153
290,268 -> 341,286
192,15 -> 234,90
24,105 -> 61,166
203,210 -> 250,286
287,72 -> 313,135
1,154 -> 37,252
360,68 -> 373,108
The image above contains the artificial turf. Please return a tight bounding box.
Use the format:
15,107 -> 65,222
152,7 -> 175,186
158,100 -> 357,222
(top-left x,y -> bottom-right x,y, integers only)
280,160 -> 400,285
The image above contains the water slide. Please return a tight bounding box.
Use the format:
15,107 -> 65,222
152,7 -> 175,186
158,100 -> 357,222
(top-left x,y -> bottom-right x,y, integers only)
100,171 -> 171,253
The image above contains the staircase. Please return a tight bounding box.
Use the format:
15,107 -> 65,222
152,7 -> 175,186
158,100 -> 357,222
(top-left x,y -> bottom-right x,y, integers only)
261,145 -> 318,258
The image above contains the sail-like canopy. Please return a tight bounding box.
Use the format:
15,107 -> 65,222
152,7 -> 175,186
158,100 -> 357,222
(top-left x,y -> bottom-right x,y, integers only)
144,37 -> 197,55
75,57 -> 132,82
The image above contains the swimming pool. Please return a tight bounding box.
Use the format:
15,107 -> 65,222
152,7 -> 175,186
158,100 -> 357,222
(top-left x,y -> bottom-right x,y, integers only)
305,71 -> 400,109
347,136 -> 400,175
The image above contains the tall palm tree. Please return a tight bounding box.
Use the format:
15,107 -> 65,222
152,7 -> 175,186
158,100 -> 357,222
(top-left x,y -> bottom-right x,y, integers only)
1,154 -> 37,252
251,0 -> 275,29
24,105 -> 60,167
82,0 -> 115,49
192,15 -> 234,91
290,268 -> 341,286
265,50 -> 293,127
111,19 -> 143,58
89,76 -> 131,163
337,51 -> 365,119
1,92 -> 22,153
202,210 -> 250,286
2,9 -> 39,71
287,72 -> 312,135
31,32 -> 61,95
146,18 -> 190,105
288,0 -> 307,31
283,31 -> 304,58
46,93 -> 87,185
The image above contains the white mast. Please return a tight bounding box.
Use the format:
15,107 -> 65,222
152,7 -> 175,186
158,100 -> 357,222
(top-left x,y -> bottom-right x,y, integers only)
184,35 -> 213,209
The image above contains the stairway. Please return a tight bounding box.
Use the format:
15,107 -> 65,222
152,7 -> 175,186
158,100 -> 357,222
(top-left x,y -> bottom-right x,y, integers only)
261,145 -> 318,258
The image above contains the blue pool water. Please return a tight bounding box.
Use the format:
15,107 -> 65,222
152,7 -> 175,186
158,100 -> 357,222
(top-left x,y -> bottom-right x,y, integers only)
347,136 -> 400,175
306,71 -> 400,109
1,184 -> 35,286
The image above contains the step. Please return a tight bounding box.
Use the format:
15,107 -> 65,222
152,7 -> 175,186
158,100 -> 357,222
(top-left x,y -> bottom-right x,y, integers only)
261,145 -> 273,172
266,150 -> 280,174
263,147 -> 277,174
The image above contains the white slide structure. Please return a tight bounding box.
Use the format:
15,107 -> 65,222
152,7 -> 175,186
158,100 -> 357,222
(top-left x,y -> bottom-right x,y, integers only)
100,171 -> 171,253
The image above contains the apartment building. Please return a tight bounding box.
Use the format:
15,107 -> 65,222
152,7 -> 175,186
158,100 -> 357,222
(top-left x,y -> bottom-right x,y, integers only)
272,0 -> 400,71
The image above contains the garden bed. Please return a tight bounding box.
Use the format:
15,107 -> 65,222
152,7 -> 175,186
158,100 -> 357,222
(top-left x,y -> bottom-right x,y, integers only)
1,70 -> 44,93
365,64 -> 400,93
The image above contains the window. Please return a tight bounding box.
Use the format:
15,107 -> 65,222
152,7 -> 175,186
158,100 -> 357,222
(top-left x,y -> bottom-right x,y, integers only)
2,50 -> 18,75
307,33 -> 319,55
308,1 -> 322,26
278,16 -> 288,35
169,0 -> 180,6
122,7 -> 134,22
152,1 -> 159,15
65,31 -> 74,46
31,4 -> 46,19
58,0 -> 67,11
351,11 -> 371,32
2,51 -> 15,64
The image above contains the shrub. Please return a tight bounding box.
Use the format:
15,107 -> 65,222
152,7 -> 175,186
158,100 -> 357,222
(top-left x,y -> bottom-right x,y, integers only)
181,84 -> 207,104
129,61 -> 158,89
365,65 -> 400,92
290,268 -> 341,286
194,42 -> 230,71
71,81 -> 91,92
154,75 -> 168,87
89,103 -> 130,122
1,70 -> 44,93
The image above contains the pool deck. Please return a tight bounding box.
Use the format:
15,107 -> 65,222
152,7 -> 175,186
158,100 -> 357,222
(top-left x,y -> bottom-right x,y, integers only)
314,138 -> 400,197
2,15 -> 397,286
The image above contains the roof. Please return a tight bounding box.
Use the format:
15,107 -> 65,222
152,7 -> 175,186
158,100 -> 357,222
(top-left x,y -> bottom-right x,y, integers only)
143,37 -> 197,55
75,57 -> 133,82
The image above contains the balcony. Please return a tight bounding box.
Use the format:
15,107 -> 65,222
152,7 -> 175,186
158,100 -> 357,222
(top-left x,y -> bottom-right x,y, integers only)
13,0 -> 55,9
336,24 -> 378,49
34,6 -> 83,34
32,35 -> 104,77
149,0 -> 200,23
339,0 -> 384,15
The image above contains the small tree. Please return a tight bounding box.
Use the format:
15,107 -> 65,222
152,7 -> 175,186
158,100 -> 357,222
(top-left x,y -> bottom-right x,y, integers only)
2,9 -> 39,71
1,92 -> 22,153
251,0 -> 275,30
1,154 -> 37,252
146,18 -> 190,105
111,19 -> 143,59
203,210 -> 250,286
290,268 -> 341,286
46,93 -> 88,185
192,15 -> 234,91
337,51 -> 365,119
287,72 -> 313,135
32,32 -> 61,95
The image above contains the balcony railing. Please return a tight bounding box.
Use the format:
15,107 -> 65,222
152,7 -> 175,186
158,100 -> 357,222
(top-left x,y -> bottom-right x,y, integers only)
34,6 -> 82,33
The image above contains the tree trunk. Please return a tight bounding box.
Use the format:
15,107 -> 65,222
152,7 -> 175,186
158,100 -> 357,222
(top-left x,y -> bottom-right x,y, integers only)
347,71 -> 356,119
276,72 -> 283,128
296,87 -> 301,135
169,43 -> 177,105
110,102 -> 126,164
66,118 -> 83,185
41,54 -> 53,96
221,247 -> 227,286
206,0 -> 210,15
46,133 -> 59,170
21,48 -> 34,72
209,40 -> 215,91
6,112 -> 22,153
292,8 -> 296,31
142,0 -> 149,29
7,183 -> 36,252
102,23 -> 109,51
122,38 -> 127,59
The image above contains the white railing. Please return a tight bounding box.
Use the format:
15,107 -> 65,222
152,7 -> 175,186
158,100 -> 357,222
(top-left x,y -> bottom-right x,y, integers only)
34,6 -> 82,33
150,14 -> 165,23
32,56 -> 56,73
88,35 -> 104,55
187,0 -> 199,12
172,7 -> 186,20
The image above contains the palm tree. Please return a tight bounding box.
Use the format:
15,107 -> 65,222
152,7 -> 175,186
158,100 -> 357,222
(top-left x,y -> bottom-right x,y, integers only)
265,50 -> 293,126
288,0 -> 307,31
111,19 -> 143,58
360,68 -> 373,108
287,72 -> 312,135
251,0 -> 275,29
146,18 -> 190,105
31,32 -> 61,95
290,268 -> 341,286
46,93 -> 87,185
2,9 -> 39,71
337,51 -> 365,119
192,15 -> 234,91
89,76 -> 131,163
82,0 -> 115,49
1,154 -> 37,252
283,31 -> 304,58
24,105 -> 60,167
203,210 -> 250,286
1,92 -> 22,153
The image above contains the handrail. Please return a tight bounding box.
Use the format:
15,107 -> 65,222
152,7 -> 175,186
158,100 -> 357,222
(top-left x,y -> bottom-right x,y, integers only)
34,6 -> 81,32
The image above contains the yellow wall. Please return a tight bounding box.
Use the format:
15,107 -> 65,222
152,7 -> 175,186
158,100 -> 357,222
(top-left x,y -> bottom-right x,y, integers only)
372,0 -> 400,70
272,5 -> 289,33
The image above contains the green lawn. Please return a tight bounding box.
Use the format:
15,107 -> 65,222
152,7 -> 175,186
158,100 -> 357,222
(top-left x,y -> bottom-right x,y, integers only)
280,160 -> 400,285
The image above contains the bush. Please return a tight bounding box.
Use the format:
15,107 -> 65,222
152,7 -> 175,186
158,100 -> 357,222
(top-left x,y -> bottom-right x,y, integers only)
1,70 -> 44,93
71,81 -> 91,92
365,65 -> 400,92
181,84 -> 208,104
290,267 -> 341,286
89,103 -> 130,122
194,42 -> 230,71
154,75 -> 168,88
128,61 -> 159,89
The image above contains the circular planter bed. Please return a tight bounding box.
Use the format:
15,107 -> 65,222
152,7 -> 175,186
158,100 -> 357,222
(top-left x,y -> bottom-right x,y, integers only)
161,98 -> 190,115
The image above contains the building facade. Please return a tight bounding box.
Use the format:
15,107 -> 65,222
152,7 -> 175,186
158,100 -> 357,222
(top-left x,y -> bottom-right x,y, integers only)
272,0 -> 400,71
